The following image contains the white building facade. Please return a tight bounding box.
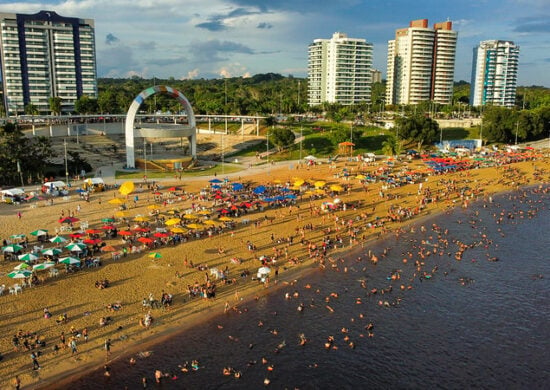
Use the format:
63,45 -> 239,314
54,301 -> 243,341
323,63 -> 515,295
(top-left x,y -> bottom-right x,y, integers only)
386,19 -> 457,105
470,40 -> 519,108
308,32 -> 373,106
0,10 -> 97,115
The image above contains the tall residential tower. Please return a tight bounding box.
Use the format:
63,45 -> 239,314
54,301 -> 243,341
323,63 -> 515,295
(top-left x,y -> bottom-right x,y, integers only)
386,19 -> 457,105
308,32 -> 373,106
470,40 -> 519,108
0,10 -> 97,115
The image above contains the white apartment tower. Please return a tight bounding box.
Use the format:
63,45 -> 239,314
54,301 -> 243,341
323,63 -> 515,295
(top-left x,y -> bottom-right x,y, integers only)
0,10 -> 97,115
308,32 -> 373,106
386,19 -> 457,105
470,40 -> 519,108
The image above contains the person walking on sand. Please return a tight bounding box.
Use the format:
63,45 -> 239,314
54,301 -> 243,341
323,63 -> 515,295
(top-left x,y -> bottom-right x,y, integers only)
17,211 -> 21,219
104,338 -> 112,357
30,351 -> 40,370
12,375 -> 21,390
70,337 -> 78,355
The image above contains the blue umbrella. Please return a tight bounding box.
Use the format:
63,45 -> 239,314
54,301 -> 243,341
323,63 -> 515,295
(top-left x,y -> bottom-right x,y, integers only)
232,183 -> 243,191
253,185 -> 266,194
75,188 -> 87,193
274,195 -> 285,201
211,185 -> 221,189
285,194 -> 297,199
263,197 -> 275,202
209,178 -> 223,183
280,188 -> 291,192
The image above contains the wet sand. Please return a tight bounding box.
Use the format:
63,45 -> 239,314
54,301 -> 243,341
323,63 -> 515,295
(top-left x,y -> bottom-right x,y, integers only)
0,157 -> 549,389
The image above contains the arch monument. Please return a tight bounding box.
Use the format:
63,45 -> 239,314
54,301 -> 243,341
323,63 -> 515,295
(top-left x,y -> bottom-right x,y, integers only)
125,85 -> 196,169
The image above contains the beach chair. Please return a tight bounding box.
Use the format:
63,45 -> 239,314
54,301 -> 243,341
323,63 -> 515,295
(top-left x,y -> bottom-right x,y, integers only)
9,287 -> 15,295
49,268 -> 59,278
13,284 -> 23,295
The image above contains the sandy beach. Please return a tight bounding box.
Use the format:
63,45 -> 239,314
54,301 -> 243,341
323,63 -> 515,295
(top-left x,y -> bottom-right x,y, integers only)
0,155 -> 549,389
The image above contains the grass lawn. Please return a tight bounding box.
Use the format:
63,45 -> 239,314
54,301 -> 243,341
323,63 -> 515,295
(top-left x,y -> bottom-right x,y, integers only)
115,163 -> 243,179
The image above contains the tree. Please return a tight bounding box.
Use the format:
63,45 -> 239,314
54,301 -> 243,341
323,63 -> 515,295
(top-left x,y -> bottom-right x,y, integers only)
74,95 -> 99,114
381,135 -> 401,156
482,106 -> 516,143
49,97 -> 62,115
395,115 -> 440,150
269,128 -> 295,151
25,103 -> 39,116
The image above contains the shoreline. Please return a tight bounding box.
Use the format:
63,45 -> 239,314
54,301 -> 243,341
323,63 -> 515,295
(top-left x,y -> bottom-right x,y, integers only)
0,157 -> 548,389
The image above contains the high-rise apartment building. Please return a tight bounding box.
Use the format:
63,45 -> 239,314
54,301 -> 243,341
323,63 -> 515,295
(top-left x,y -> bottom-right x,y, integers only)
470,40 -> 519,108
308,32 -> 373,106
0,10 -> 97,115
386,19 -> 457,105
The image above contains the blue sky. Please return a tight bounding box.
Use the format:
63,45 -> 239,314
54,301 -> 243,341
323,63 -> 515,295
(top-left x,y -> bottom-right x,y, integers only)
2,0 -> 550,86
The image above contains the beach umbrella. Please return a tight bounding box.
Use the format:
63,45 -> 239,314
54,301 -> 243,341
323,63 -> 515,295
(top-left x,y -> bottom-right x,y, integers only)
58,216 -> 79,224
3,244 -> 24,253
153,232 -> 170,238
83,238 -> 102,245
108,198 -> 126,205
165,218 -> 181,226
209,178 -> 223,183
114,210 -> 129,218
18,253 -> 38,262
118,230 -> 133,236
69,232 -> 85,238
219,216 -> 233,222
101,217 -> 115,223
166,209 -> 180,215
186,223 -> 204,229
101,225 -> 116,230
356,174 -> 366,180
30,229 -> 49,237
231,182 -> 243,191
183,214 -> 198,220
49,235 -> 68,244
86,229 -> 103,234
330,184 -> 343,192
14,262 -> 31,270
203,220 -> 217,226
148,252 -> 162,259
253,185 -> 266,194
285,194 -> 297,199
59,257 -> 81,265
294,179 -> 305,187
211,184 -> 221,189
167,186 -> 181,192
170,227 -> 188,234
10,234 -> 26,240
100,245 -> 117,252
65,243 -> 86,252
33,261 -> 56,271
314,181 -> 326,188
197,210 -> 211,215
147,204 -> 160,210
137,237 -> 153,244
133,227 -> 150,232
119,181 -> 135,196
7,269 -> 32,279
42,248 -> 63,256
134,215 -> 150,222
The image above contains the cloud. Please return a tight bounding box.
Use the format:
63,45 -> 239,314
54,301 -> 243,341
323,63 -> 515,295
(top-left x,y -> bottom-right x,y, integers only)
182,69 -> 200,79
195,6 -> 262,31
97,45 -> 138,78
105,33 -> 119,45
189,39 -> 255,62
196,20 -> 227,31
514,17 -> 550,33
218,63 -> 250,78
148,56 -> 187,66
257,22 -> 273,29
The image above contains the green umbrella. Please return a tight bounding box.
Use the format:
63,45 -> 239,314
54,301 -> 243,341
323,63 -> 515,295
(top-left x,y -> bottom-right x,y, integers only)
2,244 -> 23,253
33,261 -> 56,271
18,253 -> 38,262
14,262 -> 30,270
10,234 -> 26,240
148,252 -> 162,259
101,217 -> 115,223
65,243 -> 86,252
7,269 -> 32,279
30,229 -> 49,236
42,248 -> 63,256
50,235 -> 68,244
59,257 -> 81,265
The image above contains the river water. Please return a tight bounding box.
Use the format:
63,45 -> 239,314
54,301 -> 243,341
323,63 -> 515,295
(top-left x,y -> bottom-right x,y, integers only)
63,186 -> 550,389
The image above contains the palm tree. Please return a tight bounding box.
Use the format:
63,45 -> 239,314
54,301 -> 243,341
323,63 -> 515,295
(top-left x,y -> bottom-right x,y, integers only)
382,135 -> 402,156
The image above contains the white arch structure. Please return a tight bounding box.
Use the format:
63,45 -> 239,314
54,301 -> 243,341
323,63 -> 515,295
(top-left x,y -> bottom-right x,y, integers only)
125,85 -> 196,169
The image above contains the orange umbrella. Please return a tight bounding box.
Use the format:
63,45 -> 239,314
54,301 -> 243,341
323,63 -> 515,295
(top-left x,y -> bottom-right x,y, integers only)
101,245 -> 117,252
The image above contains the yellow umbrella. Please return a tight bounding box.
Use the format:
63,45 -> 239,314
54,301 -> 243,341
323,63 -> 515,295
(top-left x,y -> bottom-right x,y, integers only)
330,184 -> 343,192
219,216 -> 233,222
293,179 -> 305,187
197,210 -> 211,215
114,210 -> 129,218
273,179 -> 282,184
134,215 -> 150,222
165,218 -> 181,226
170,227 -> 188,234
203,220 -> 217,225
108,198 -> 125,205
290,185 -> 301,191
119,181 -> 135,196
147,204 -> 160,210
183,214 -> 198,220
356,174 -> 366,180
314,181 -> 326,188
186,223 -> 204,229
315,189 -> 326,194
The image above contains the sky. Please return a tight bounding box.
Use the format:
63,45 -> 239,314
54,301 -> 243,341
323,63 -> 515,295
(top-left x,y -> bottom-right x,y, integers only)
2,0 -> 550,86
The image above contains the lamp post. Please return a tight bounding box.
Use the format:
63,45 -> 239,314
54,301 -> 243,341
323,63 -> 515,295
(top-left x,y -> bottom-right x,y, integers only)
299,125 -> 303,164
221,132 -> 225,176
143,138 -> 147,180
515,120 -> 519,145
63,139 -> 69,186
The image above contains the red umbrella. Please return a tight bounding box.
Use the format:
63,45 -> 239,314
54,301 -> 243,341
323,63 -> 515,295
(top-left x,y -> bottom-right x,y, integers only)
133,227 -> 150,232
102,225 -> 116,230
59,216 -> 79,224
118,230 -> 133,236
168,186 -> 181,192
153,232 -> 170,238
137,237 -> 153,244
83,238 -> 102,245
153,191 -> 162,195
86,229 -> 103,234
70,232 -> 84,238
